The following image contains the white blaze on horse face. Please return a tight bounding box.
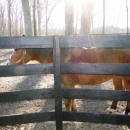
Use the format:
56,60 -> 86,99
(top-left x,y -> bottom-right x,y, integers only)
72,48 -> 82,57
7,49 -> 26,65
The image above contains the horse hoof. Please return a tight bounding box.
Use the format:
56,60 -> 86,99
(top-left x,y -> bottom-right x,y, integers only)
71,108 -> 77,111
105,107 -> 115,114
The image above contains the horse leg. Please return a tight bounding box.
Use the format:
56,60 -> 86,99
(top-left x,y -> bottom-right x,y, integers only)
64,99 -> 72,111
71,99 -> 77,111
62,75 -> 77,111
106,76 -> 123,113
122,76 -> 130,115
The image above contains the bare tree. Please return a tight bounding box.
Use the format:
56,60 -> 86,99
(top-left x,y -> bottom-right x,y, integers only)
75,1 -> 79,35
22,0 -> 33,36
126,0 -> 129,34
102,0 -> 105,34
45,0 -> 61,35
7,0 -> 14,36
65,0 -> 74,35
11,1 -> 23,36
37,0 -> 41,36
33,0 -> 37,36
80,0 -> 93,35
0,2 -> 6,36
39,0 -> 60,35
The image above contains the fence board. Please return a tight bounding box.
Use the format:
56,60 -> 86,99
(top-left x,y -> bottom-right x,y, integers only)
63,111 -> 130,125
61,63 -> 130,75
60,35 -> 130,48
0,36 -> 53,49
0,64 -> 53,77
2,63 -> 130,77
1,35 -> 130,128
63,88 -> 130,101
0,111 -> 130,126
0,88 -> 54,102
53,36 -> 63,129
0,112 -> 55,126
1,88 -> 130,103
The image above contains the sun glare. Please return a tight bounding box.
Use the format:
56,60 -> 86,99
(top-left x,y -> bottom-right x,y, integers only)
51,0 -> 128,33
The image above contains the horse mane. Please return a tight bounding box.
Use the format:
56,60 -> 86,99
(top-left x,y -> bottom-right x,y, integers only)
28,48 -> 53,58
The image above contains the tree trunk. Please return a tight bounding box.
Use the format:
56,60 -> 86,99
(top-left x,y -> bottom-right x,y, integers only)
80,0 -> 92,35
65,0 -> 74,35
75,3 -> 78,35
21,0 -> 33,36
33,0 -> 37,36
7,0 -> 11,36
37,0 -> 41,36
126,0 -> 129,34
45,0 -> 48,36
102,0 -> 105,34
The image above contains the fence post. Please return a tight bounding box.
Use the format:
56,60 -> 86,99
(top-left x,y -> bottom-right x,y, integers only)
53,36 -> 63,130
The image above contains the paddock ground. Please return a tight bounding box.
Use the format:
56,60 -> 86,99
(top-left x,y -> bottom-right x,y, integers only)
0,49 -> 129,130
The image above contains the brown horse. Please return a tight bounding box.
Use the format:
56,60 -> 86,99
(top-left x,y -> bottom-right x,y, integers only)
7,48 -> 130,114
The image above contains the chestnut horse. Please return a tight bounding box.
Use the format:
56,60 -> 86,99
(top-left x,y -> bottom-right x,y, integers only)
7,48 -> 130,114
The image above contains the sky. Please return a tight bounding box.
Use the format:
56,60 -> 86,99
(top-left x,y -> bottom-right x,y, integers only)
51,0 -> 130,29
93,0 -> 129,28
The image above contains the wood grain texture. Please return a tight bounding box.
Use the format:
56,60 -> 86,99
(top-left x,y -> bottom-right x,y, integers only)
0,64 -> 53,77
63,111 -> 130,125
0,112 -> 55,126
60,35 -> 130,48
0,36 -> 53,48
53,36 -> 63,130
61,63 -> 130,75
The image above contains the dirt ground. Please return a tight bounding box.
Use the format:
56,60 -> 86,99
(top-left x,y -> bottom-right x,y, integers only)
0,49 -> 129,130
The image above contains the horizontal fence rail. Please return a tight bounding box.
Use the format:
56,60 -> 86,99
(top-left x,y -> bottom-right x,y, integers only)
0,112 -> 55,126
0,111 -> 130,126
0,64 -> 53,77
2,63 -> 130,77
0,36 -> 53,49
1,35 -> 130,48
0,35 -> 130,129
0,88 -> 54,102
0,88 -> 130,103
61,63 -> 130,75
60,35 -> 130,48
63,111 -> 130,125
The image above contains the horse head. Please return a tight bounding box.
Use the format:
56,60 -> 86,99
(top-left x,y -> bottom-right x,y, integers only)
6,49 -> 32,65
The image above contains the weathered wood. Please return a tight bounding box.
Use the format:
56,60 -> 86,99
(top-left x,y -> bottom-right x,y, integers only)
0,64 -> 53,77
1,35 -> 130,129
1,88 -> 130,103
0,111 -> 130,126
0,36 -> 53,49
63,111 -> 130,125
0,88 -> 54,102
61,63 -> 130,75
60,35 -> 130,48
2,63 -> 130,77
53,36 -> 63,129
62,88 -> 130,101
0,112 -> 55,126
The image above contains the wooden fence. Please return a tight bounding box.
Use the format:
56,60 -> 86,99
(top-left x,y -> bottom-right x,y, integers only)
0,35 -> 130,129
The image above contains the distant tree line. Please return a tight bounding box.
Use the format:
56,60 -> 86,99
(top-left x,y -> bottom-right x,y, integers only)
0,0 -> 129,36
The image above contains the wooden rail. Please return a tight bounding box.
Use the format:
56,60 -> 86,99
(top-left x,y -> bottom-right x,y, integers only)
0,35 -> 130,130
